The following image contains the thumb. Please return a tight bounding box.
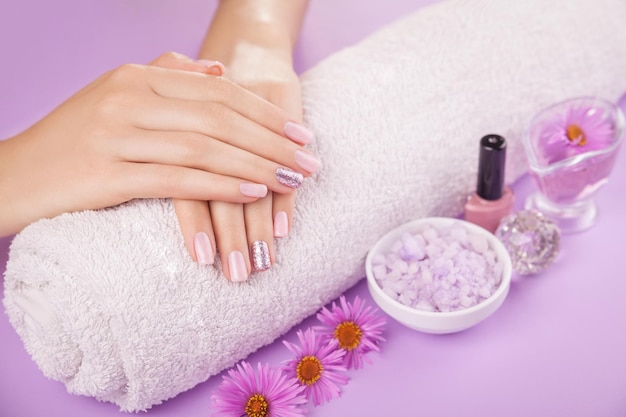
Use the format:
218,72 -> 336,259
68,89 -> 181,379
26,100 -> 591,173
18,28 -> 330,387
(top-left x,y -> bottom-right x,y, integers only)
149,51 -> 225,76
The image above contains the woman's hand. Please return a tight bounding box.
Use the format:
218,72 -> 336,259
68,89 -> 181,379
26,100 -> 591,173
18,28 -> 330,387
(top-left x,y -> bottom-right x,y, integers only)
0,51 -> 316,236
174,59 -> 313,281
173,0 -> 313,281
208,59 -> 311,281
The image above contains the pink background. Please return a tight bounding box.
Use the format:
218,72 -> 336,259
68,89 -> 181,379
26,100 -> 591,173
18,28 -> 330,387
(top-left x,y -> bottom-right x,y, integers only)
1,1 -> 626,416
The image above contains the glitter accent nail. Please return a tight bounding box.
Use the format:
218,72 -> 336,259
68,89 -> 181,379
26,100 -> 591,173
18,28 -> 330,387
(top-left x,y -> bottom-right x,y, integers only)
252,240 -> 271,271
276,167 -> 303,189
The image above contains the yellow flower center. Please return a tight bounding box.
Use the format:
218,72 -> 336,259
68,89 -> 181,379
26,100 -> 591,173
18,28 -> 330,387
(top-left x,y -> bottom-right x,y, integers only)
296,356 -> 323,385
245,393 -> 268,417
334,321 -> 362,351
566,124 -> 587,146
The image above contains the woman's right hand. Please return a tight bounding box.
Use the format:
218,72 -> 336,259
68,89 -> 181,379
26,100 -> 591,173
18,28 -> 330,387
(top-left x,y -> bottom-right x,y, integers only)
0,52 -> 317,236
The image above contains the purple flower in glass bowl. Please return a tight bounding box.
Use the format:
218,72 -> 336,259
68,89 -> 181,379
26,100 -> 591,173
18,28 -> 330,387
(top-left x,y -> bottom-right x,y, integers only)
536,101 -> 616,164
523,96 -> 625,233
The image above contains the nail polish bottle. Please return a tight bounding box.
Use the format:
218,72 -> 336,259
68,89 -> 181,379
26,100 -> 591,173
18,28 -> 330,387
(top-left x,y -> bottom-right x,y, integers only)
464,134 -> 514,233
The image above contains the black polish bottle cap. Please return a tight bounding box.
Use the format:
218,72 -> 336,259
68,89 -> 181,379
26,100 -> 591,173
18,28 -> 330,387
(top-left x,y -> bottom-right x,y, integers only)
476,134 -> 507,201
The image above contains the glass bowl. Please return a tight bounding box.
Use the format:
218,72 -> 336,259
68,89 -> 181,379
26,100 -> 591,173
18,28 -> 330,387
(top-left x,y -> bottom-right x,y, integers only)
522,96 -> 625,233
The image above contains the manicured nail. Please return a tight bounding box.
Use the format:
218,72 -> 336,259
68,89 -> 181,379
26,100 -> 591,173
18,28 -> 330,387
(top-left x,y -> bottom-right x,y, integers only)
239,183 -> 268,198
294,150 -> 321,174
284,121 -> 314,145
252,240 -> 271,271
276,167 -> 303,189
274,211 -> 289,238
194,232 -> 214,265
228,251 -> 248,282
196,59 -> 225,76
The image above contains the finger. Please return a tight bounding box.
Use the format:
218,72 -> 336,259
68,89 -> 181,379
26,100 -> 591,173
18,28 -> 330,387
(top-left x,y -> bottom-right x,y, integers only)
149,51 -> 225,76
244,194 -> 275,272
111,162 -> 268,203
265,80 -> 304,122
126,64 -> 312,144
272,192 -> 296,238
127,98 -> 320,177
263,87 -> 303,239
173,199 -> 216,265
257,74 -> 310,144
210,201 -> 250,282
113,129 -> 313,192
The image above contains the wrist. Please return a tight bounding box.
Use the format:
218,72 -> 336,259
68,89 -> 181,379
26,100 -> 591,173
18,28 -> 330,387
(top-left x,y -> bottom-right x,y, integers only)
201,21 -> 293,66
200,0 -> 307,65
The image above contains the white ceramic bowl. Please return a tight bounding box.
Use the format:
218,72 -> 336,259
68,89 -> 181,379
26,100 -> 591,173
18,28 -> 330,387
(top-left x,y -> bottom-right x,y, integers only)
365,217 -> 512,334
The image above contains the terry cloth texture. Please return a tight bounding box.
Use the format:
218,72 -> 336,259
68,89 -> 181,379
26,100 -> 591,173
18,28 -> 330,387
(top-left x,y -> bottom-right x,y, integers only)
5,0 -> 626,411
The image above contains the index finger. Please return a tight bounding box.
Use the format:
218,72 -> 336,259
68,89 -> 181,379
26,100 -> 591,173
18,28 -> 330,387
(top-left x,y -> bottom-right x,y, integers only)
140,65 -> 313,144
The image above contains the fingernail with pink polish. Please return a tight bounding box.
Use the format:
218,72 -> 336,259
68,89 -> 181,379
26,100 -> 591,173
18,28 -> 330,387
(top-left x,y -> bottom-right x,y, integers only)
194,232 -> 214,265
196,59 -> 225,76
252,240 -> 271,271
294,150 -> 321,174
240,183 -> 268,198
274,211 -> 289,238
229,251 -> 248,282
276,167 -> 303,189
284,121 -> 314,145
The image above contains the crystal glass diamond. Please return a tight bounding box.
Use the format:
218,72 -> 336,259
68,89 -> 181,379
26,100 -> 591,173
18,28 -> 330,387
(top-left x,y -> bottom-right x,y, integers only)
495,210 -> 560,275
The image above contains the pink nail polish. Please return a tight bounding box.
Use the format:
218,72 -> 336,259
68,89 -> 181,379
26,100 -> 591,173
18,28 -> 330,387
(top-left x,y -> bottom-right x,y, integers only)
228,251 -> 248,282
239,183 -> 268,198
194,232 -> 214,265
252,240 -> 271,271
196,59 -> 225,76
284,121 -> 314,145
274,211 -> 289,238
464,134 -> 515,233
294,150 -> 321,174
276,167 -> 303,189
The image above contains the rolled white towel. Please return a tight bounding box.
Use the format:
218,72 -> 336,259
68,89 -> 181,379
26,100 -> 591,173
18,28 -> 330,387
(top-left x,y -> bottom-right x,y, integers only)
4,0 -> 626,411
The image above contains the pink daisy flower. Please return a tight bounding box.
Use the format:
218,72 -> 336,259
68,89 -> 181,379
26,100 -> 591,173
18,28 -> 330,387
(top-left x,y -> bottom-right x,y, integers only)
536,101 -> 616,164
283,328 -> 349,406
210,361 -> 307,417
315,295 -> 386,369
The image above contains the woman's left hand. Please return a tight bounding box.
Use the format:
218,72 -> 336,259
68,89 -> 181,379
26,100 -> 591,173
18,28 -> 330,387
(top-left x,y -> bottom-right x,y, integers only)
175,0 -> 313,281
180,56 -> 313,281
206,56 -> 311,281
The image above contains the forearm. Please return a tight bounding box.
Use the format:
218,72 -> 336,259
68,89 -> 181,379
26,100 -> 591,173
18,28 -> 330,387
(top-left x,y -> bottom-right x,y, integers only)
200,0 -> 309,63
0,139 -> 12,236
0,136 -> 28,236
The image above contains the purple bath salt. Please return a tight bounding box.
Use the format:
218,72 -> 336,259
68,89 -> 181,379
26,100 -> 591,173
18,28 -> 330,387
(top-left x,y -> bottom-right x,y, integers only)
372,223 -> 503,313
399,232 -> 426,261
